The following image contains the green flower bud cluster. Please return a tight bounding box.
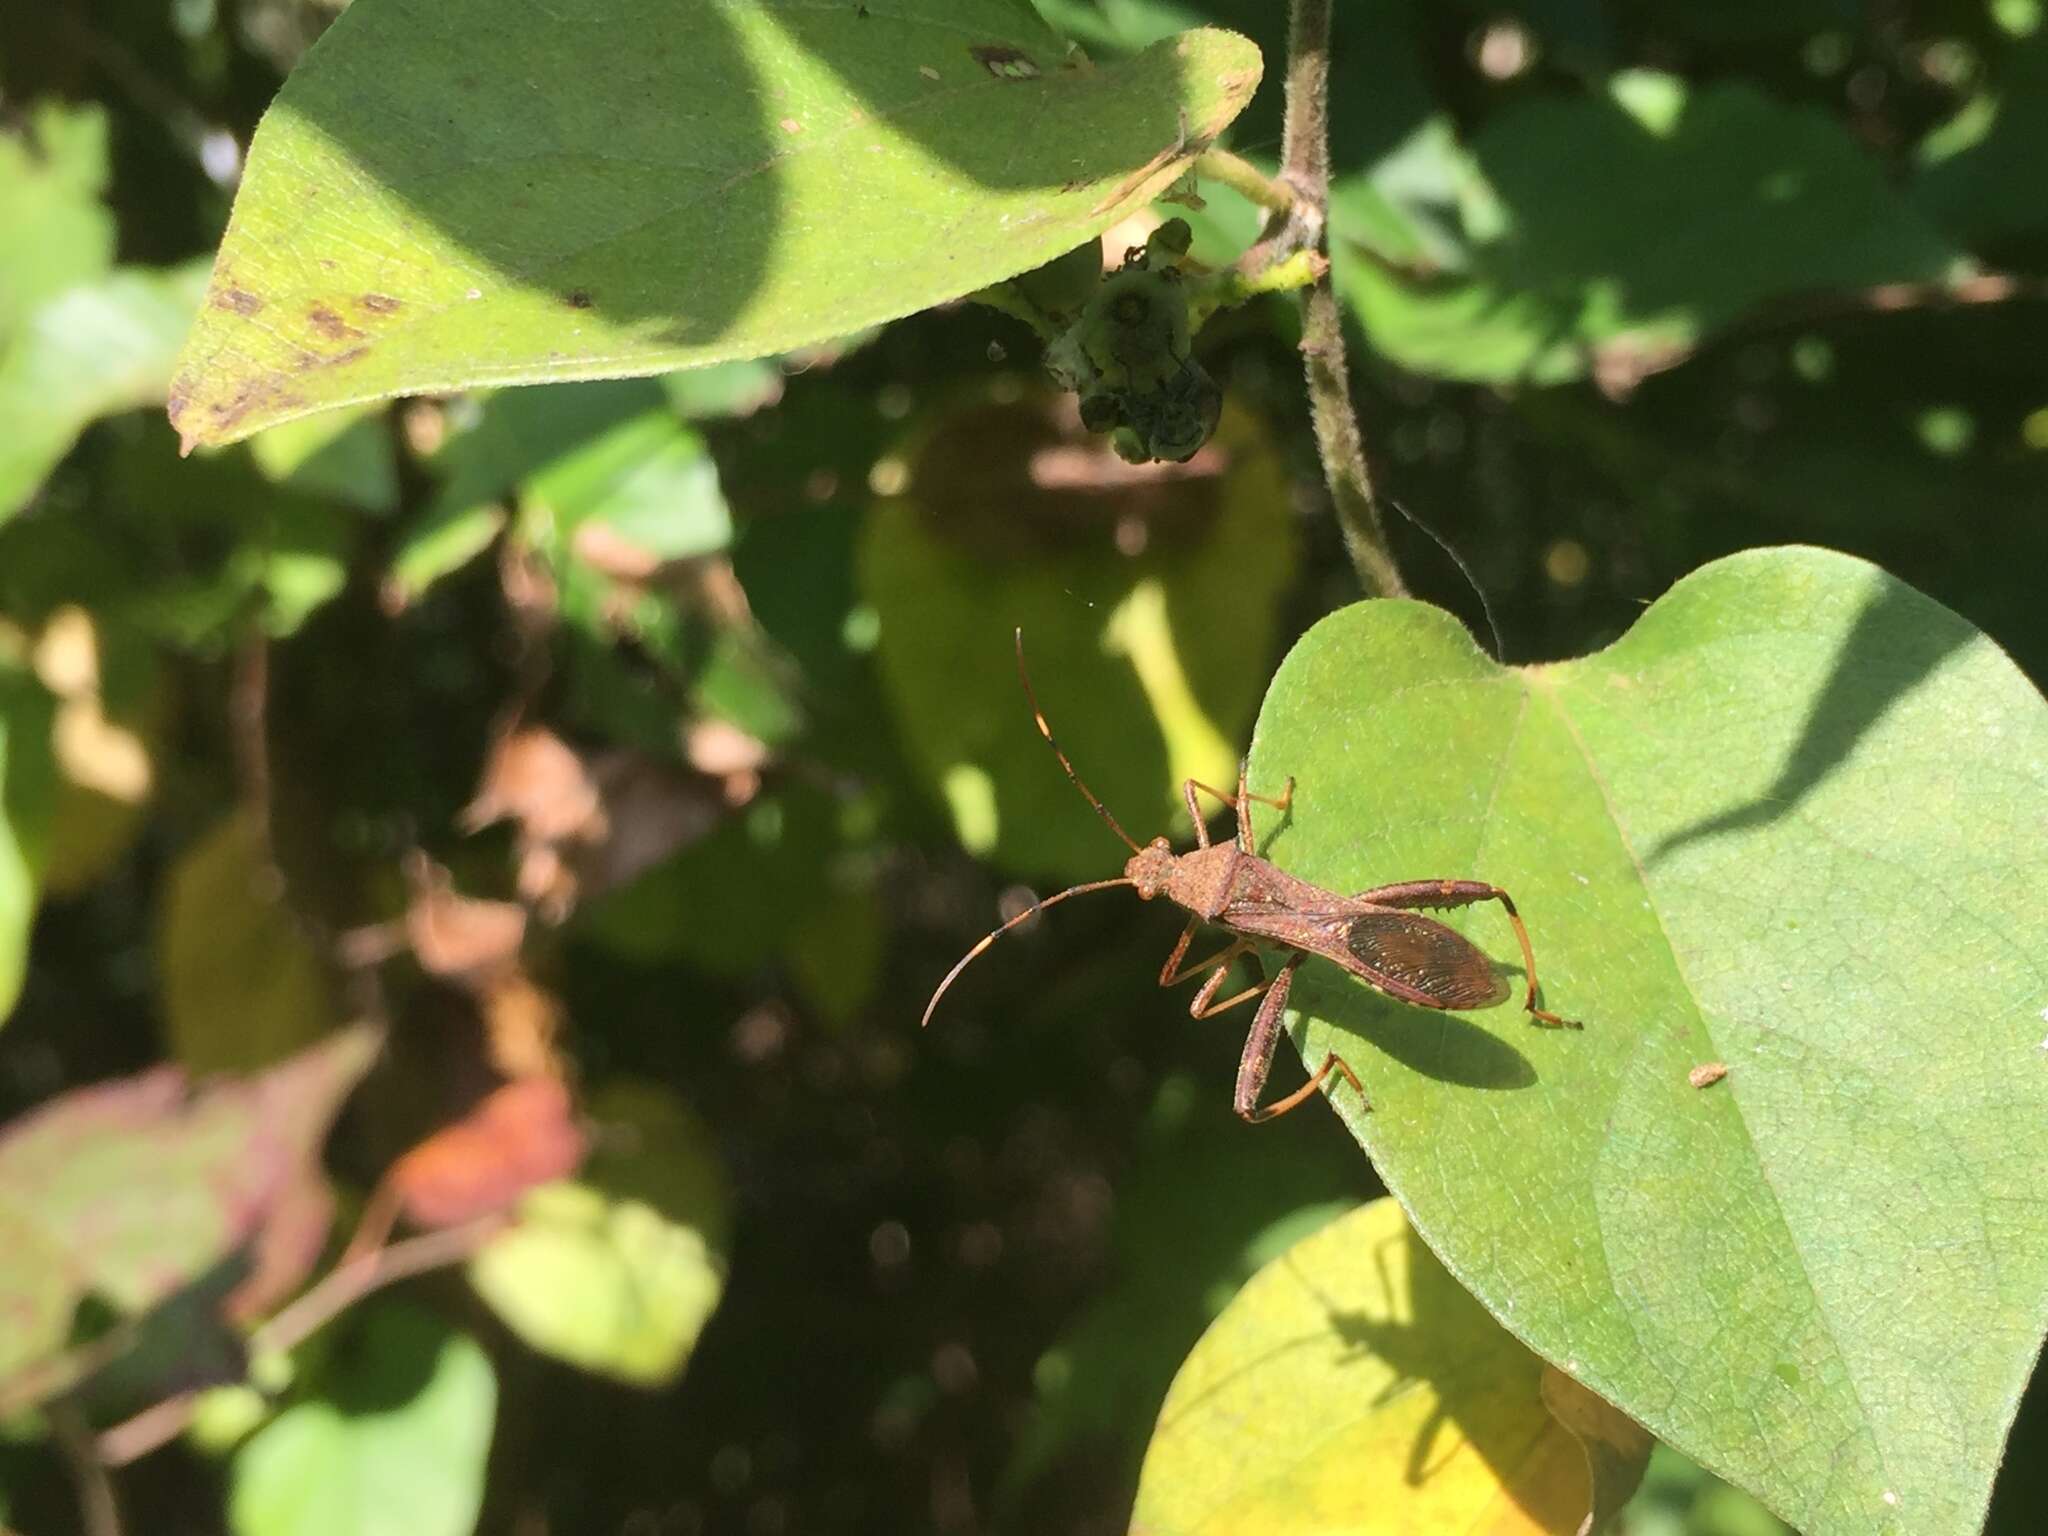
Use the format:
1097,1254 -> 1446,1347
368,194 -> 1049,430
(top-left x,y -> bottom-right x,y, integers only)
1023,219 -> 1223,465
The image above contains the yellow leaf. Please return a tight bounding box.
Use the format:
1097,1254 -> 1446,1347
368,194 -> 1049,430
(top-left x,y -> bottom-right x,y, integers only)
1134,1197 -> 1607,1535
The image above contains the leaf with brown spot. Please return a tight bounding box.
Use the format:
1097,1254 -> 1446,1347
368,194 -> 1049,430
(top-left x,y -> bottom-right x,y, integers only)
306,304 -> 365,341
169,2 -> 1260,446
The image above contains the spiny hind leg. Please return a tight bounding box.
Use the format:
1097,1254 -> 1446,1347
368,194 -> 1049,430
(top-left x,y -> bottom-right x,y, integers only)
1233,954 -> 1368,1122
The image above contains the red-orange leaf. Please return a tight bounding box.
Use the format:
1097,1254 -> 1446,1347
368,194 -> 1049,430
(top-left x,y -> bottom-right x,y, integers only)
389,1078 -> 585,1229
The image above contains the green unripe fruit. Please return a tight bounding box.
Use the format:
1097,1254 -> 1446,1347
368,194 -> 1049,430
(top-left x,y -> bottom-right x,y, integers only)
1011,239 -> 1106,330
1078,392 -> 1123,433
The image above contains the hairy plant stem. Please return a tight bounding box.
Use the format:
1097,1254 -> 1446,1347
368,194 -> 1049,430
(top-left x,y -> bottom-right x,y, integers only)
1274,0 -> 1406,599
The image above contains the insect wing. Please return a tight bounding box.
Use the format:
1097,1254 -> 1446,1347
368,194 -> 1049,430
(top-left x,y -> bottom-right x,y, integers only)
1343,909 -> 1510,1010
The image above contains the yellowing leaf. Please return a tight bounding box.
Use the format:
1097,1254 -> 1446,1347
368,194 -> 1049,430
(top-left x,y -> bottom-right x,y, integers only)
861,398 -> 1297,883
1134,1197 -> 1603,1536
0,1026 -> 379,1394
158,810 -> 335,1072
35,606 -> 159,896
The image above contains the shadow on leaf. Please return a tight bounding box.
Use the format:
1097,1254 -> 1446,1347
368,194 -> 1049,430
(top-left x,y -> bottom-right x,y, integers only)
1647,576 -> 1973,865
1291,966 -> 1536,1092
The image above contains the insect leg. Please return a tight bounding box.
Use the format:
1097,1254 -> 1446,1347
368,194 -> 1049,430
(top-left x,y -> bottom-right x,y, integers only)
1352,879 -> 1579,1028
1158,922 -> 1251,988
1188,943 -> 1262,1017
1185,770 -> 1294,854
1232,954 -> 1366,1121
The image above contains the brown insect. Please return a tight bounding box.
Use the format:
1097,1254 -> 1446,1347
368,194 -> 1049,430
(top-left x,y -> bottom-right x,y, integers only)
922,632 -> 1579,1122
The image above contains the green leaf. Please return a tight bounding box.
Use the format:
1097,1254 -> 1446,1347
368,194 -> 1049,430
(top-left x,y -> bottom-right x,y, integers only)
0,430 -> 356,651
1913,32 -> 2048,251
583,781 -> 833,973
1245,548 -> 2048,1535
0,1027 -> 379,1391
1134,1197 -> 1621,1535
427,381 -> 669,517
0,103 -> 116,342
1624,1443 -> 1796,1536
659,357 -> 785,421
169,2 -> 1262,446
382,379 -> 665,605
467,1082 -> 729,1387
228,1306 -> 495,1536
382,502 -> 507,610
1335,79 -> 1958,384
248,406 -> 399,512
0,262 -> 210,518
0,661 -> 57,1023
157,810 -> 338,1072
523,410 -> 732,566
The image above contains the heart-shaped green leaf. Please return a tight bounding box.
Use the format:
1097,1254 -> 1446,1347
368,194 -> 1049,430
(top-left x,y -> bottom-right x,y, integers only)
1245,547 -> 2048,1535
169,1 -> 1261,447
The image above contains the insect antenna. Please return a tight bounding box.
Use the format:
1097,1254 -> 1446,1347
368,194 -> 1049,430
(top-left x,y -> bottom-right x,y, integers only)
1013,627 -> 1141,853
1386,496 -> 1505,662
922,878 -> 1134,1028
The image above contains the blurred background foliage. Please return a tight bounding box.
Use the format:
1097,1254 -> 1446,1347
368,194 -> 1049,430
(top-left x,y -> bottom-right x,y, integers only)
1,0 -> 2044,1532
